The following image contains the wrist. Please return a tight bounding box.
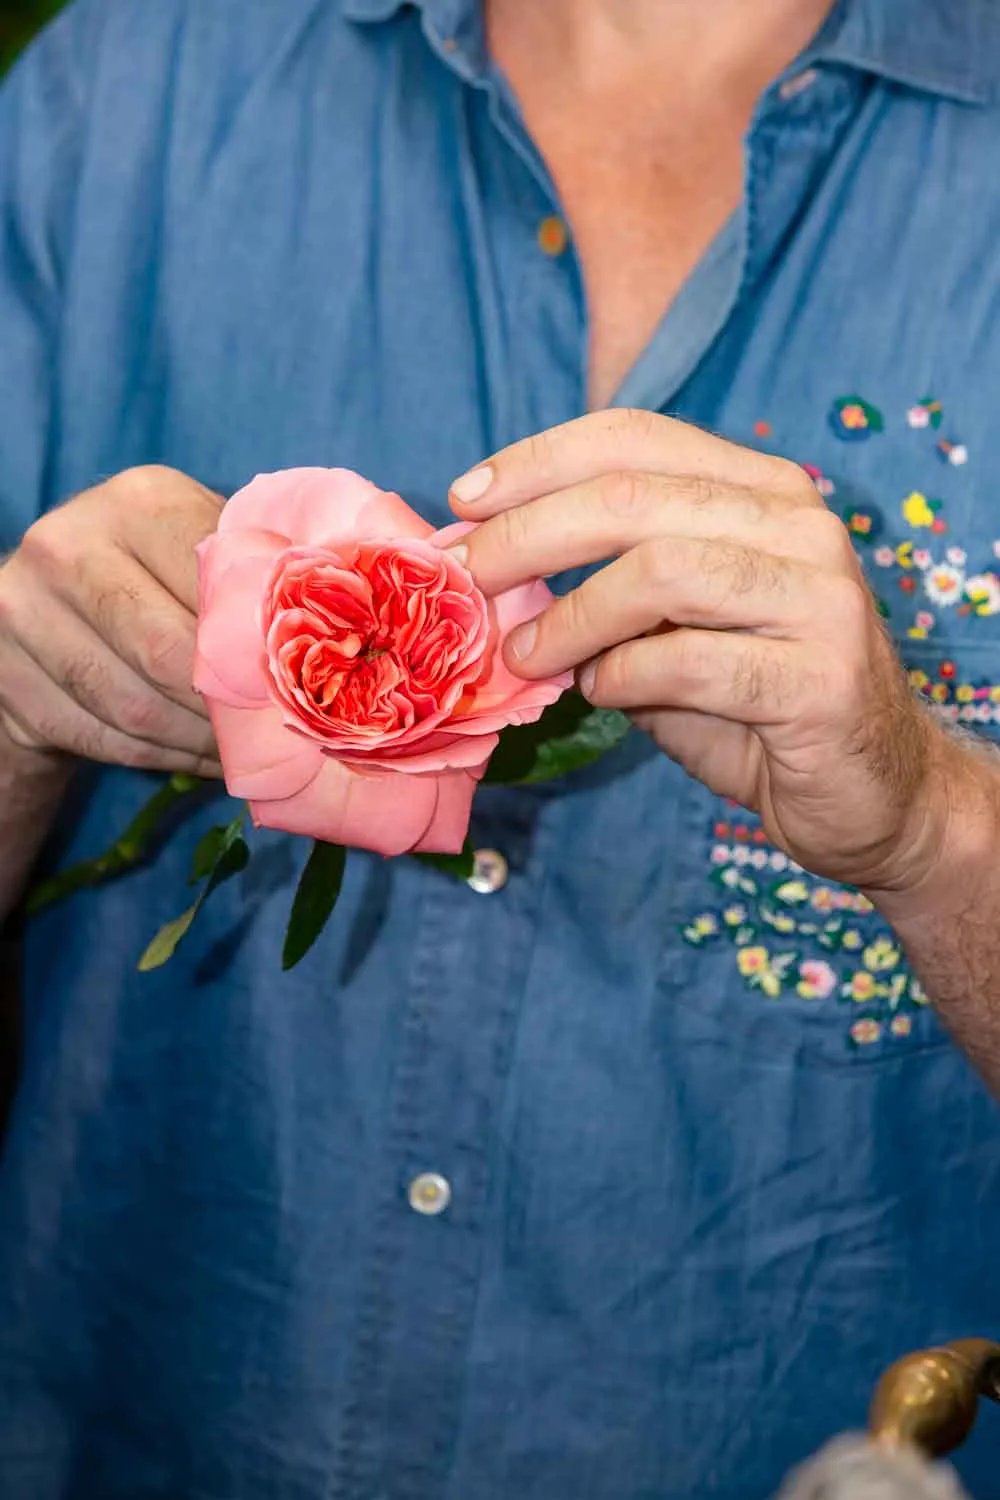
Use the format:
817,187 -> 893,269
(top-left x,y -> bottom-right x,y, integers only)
0,719 -> 73,790
865,729 -> 1000,933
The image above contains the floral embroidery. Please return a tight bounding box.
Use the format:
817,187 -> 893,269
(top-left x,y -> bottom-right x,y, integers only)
909,664 -> 1000,725
924,562 -> 965,606
906,398 -> 943,430
681,812 -> 933,1051
829,396 -> 884,442
802,462 -> 836,497
937,438 -> 968,466
965,573 -> 1000,616
901,491 -> 942,529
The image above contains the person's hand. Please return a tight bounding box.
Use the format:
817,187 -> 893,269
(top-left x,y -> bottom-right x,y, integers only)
447,410 -> 960,896
0,466 -> 224,778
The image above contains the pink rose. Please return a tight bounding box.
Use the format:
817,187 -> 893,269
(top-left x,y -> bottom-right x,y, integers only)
194,468 -> 569,855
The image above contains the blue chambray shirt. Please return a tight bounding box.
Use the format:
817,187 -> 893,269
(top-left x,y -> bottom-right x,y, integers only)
2,1 -> 1000,1496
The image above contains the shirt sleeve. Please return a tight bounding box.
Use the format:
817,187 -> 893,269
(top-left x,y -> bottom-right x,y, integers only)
0,3 -> 94,552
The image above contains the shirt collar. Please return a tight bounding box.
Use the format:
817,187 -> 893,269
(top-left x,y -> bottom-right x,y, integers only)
340,0 -> 999,106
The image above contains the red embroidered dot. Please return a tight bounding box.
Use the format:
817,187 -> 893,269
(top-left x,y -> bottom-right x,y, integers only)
753,420 -> 772,438
752,829 -> 768,844
898,576 -> 916,592
931,518 -> 947,534
733,824 -> 749,841
939,661 -> 956,679
958,603 -> 972,616
714,821 -> 730,838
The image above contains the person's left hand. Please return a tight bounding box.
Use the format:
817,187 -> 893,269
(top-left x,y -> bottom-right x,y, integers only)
446,409 -> 965,897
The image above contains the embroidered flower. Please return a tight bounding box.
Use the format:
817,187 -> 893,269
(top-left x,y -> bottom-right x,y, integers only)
965,572 -> 1000,616
924,562 -> 965,606
797,959 -> 838,999
946,546 -> 967,567
890,1015 -> 913,1038
913,548 -> 932,570
773,879 -> 810,906
902,492 -> 939,529
850,1018 -> 882,1046
863,937 -> 900,972
906,398 -> 942,430
845,971 -> 879,1002
873,545 -> 896,568
683,913 -> 719,944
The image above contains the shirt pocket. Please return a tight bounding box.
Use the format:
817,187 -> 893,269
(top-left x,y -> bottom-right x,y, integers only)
657,636 -> 1000,1071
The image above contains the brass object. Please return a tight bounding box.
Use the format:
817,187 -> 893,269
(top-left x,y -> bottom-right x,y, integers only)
870,1339 -> 1000,1457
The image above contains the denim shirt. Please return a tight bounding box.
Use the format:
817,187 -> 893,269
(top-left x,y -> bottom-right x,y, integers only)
2,2 -> 1000,1497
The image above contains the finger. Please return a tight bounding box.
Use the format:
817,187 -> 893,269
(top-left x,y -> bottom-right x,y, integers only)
579,629 -> 813,726
631,705 -> 761,803
449,409 -> 813,518
52,551 -> 208,719
0,647 -> 223,776
453,471 -> 819,597
115,469 -> 224,611
5,602 -> 218,760
503,538 -> 840,680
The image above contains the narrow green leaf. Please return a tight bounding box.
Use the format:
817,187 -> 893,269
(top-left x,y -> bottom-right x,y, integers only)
411,836 -> 476,881
189,823 -> 233,884
282,841 -> 347,971
483,691 -> 631,786
137,819 -> 249,972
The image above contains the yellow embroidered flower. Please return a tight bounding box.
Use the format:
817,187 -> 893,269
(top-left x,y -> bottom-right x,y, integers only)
773,879 -> 809,905
846,971 -> 878,1002
901,491 -> 936,528
991,686 -> 1000,704
851,1018 -> 881,1046
722,904 -> 748,926
955,683 -> 975,703
930,682 -> 949,703
767,911 -> 797,935
909,669 -> 929,690
737,946 -> 769,976
841,928 -> 864,950
863,937 -> 900,972
890,1015 -> 913,1038
687,914 -> 718,939
965,572 -> 1000,617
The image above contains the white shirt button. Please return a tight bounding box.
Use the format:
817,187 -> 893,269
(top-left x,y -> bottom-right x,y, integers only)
408,1172 -> 452,1216
466,848 -> 508,894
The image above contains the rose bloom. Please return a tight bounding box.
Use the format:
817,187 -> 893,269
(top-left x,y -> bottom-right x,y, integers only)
193,468 -> 569,855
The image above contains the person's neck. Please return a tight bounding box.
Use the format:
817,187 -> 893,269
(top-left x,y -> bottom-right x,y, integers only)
488,0 -> 836,95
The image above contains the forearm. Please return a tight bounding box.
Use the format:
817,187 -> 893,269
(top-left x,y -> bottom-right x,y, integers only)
870,735 -> 1000,1092
0,729 -> 72,922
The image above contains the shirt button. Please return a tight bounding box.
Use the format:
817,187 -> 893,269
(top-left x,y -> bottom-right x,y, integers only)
408,1172 -> 452,1216
466,848 -> 508,894
537,214 -> 569,257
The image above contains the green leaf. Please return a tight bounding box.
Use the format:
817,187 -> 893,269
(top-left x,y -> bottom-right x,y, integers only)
411,836 -> 476,881
137,812 -> 249,971
27,771 -> 210,915
483,691 -> 631,786
281,841 -> 347,971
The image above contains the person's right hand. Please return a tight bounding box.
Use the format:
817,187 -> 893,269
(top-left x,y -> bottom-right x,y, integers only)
0,466 -> 225,777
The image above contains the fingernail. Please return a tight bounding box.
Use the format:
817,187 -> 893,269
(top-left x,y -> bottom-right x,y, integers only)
578,662 -> 596,698
508,619 -> 538,660
451,465 -> 493,505
446,543 -> 469,567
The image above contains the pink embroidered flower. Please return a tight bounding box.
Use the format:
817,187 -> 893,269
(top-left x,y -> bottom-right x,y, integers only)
797,960 -> 837,1000
194,468 -> 570,855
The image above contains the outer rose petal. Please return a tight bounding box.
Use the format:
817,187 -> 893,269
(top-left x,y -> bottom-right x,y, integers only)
195,530 -> 286,705
218,468 -> 433,548
208,701 -> 325,801
338,728 -> 499,775
250,758 -> 449,856
411,769 -> 482,853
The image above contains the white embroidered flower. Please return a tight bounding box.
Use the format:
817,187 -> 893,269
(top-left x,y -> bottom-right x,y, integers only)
946,443 -> 968,466
912,548 -> 932,570
964,572 -> 1000,616
873,545 -> 896,568
923,562 -> 965,606
906,404 -> 930,428
946,546 -> 967,566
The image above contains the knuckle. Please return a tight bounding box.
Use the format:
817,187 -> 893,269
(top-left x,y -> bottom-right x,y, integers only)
134,622 -> 190,691
599,469 -> 657,521
700,537 -> 763,599
118,691 -> 169,742
772,457 -> 821,502
635,536 -> 678,595
61,651 -> 111,716
824,572 -> 872,636
799,504 -> 855,565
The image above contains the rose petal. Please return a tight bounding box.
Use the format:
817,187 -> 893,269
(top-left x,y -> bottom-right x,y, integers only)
195,533 -> 285,706
411,769 -> 482,853
218,468 -> 433,547
209,701 -> 324,801
338,728 -> 500,775
250,757 -> 444,856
